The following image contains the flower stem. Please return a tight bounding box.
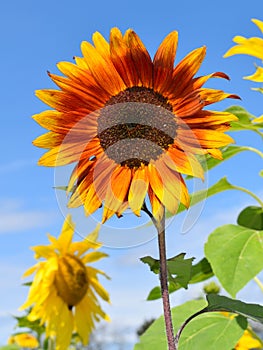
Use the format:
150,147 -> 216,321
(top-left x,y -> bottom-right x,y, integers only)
254,276 -> 263,293
142,203 -> 176,350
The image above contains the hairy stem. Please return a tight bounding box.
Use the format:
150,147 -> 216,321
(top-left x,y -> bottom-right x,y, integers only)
142,203 -> 176,350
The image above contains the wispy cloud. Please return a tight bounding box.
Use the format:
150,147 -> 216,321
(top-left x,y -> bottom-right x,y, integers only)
0,197 -> 58,233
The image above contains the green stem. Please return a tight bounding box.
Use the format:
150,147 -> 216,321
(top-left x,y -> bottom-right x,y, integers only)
142,203 -> 176,350
242,145 -> 263,159
48,337 -> 55,350
254,276 -> 263,293
231,184 -> 263,207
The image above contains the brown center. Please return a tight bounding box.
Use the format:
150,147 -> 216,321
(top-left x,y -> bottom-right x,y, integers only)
55,254 -> 88,309
97,87 -> 177,168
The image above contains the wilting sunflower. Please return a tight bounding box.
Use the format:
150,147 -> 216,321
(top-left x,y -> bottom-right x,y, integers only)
20,215 -> 110,350
33,28 -> 238,222
8,333 -> 39,349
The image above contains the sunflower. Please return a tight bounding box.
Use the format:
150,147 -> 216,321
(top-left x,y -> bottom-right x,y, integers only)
20,215 -> 110,350
224,18 -> 263,123
33,28 -> 238,222
8,333 -> 39,349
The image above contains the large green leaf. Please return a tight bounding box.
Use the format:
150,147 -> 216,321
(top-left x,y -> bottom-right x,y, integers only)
0,346 -> 19,350
205,224 -> 263,297
134,300 -> 246,350
147,258 -> 213,300
237,206 -> 263,230
226,105 -> 263,132
206,294 -> 263,324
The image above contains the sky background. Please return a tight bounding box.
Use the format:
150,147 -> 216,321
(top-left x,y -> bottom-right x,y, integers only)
1,0 -> 263,346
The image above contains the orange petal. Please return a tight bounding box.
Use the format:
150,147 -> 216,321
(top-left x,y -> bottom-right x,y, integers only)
110,27 -> 140,87
192,129 -> 235,148
164,148 -> 204,179
182,110 -> 238,125
35,89 -> 91,113
170,47 -> 206,99
154,159 -> 189,208
153,31 -> 178,93
48,72 -> 105,108
124,29 -> 153,88
199,88 -> 240,105
81,41 -> 125,95
172,90 -> 205,116
37,137 -> 102,166
148,185 -> 165,222
148,162 -> 188,214
33,132 -> 64,149
103,166 -> 132,222
128,166 -> 149,216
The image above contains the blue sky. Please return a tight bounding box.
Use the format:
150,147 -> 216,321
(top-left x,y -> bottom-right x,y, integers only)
1,0 -> 263,346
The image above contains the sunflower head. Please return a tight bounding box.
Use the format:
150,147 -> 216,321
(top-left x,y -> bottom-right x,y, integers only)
33,28 -> 238,223
20,215 -> 110,350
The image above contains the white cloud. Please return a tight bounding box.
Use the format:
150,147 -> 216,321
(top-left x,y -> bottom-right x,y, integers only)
0,197 -> 58,233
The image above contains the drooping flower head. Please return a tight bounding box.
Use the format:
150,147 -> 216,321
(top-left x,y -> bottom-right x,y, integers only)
33,28 -> 238,222
20,215 -> 110,350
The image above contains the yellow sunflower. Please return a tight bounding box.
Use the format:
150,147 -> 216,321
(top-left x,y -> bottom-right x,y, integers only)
20,215 -> 110,350
8,333 -> 39,349
33,28 -> 238,222
224,18 -> 263,123
235,330 -> 262,350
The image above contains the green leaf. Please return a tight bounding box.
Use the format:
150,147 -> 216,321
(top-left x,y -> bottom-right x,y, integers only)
205,224 -> 263,297
140,256 -> 160,274
134,300 -> 246,350
14,314 -> 45,335
167,254 -> 195,289
237,206 -> 263,230
0,346 -> 19,350
147,258 -> 213,300
260,170 -> 263,177
206,294 -> 263,324
141,254 -> 194,291
225,105 -> 263,132
170,177 -> 236,218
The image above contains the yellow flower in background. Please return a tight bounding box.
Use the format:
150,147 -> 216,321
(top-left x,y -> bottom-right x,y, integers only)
33,28 -> 238,223
8,333 -> 39,348
20,215 -> 110,350
224,19 -> 263,83
235,330 -> 262,350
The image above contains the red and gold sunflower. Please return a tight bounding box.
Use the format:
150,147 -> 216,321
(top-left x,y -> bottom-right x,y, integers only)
33,28 -> 238,222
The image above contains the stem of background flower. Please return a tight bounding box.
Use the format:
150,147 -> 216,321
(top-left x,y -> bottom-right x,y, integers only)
142,203 -> 176,350
47,337 -> 55,350
254,276 -> 263,293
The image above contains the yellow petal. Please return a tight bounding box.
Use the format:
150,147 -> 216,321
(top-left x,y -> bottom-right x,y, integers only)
244,65 -> 263,82
224,36 -> 263,60
56,214 -> 75,254
128,167 -> 149,216
252,18 -> 263,34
